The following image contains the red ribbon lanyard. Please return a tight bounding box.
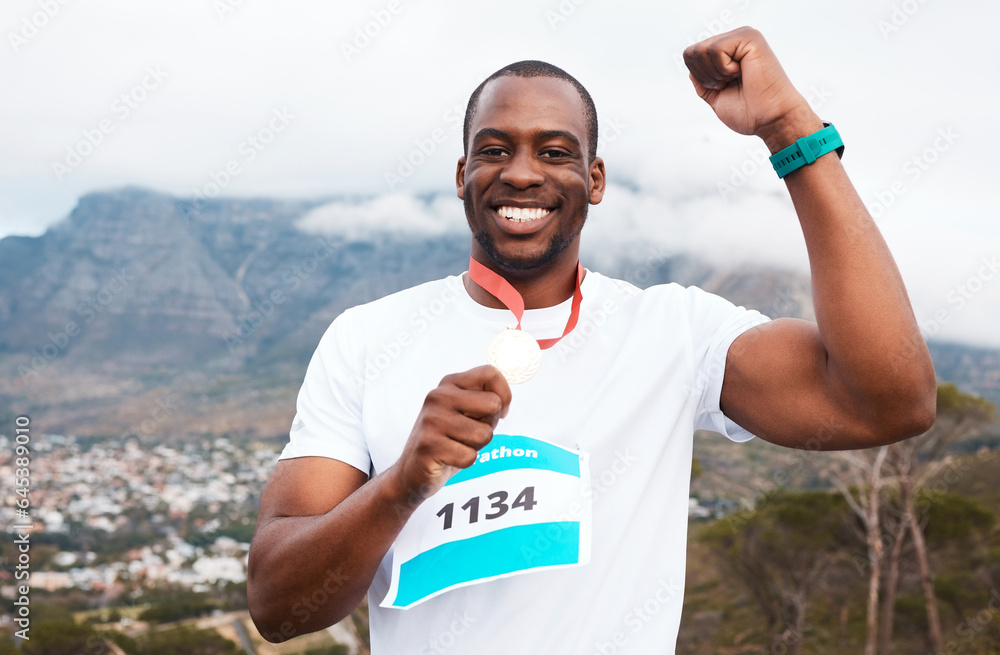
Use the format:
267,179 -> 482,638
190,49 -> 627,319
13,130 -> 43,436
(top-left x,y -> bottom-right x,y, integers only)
467,256 -> 584,350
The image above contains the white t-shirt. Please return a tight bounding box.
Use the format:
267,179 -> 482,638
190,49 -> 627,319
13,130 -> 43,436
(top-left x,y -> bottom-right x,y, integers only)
280,270 -> 769,655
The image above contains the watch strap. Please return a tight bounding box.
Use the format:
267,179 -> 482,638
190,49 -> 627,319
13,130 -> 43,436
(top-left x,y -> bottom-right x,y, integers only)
769,122 -> 844,179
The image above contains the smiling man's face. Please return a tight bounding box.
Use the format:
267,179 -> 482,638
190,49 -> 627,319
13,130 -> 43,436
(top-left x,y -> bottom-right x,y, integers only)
457,75 -> 605,275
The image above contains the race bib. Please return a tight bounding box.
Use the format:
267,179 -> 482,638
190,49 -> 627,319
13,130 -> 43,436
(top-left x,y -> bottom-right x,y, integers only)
381,434 -> 592,609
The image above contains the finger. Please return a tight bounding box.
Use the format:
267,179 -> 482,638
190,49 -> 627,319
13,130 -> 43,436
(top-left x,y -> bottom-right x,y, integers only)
480,366 -> 512,419
683,46 -> 728,90
688,72 -> 717,104
445,365 -> 512,419
428,422 -> 491,469
447,387 -> 507,423
443,413 -> 497,451
684,46 -> 722,89
703,37 -> 742,82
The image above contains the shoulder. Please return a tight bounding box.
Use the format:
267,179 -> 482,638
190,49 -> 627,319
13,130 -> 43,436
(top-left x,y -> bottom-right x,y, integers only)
584,271 -> 769,348
584,270 -> 737,314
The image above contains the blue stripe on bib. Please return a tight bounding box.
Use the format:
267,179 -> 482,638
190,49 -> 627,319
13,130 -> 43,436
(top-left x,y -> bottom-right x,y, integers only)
445,434 -> 581,486
392,521 -> 581,607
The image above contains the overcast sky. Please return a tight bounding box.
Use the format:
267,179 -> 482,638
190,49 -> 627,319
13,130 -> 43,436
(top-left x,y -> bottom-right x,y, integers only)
1,0 -> 998,347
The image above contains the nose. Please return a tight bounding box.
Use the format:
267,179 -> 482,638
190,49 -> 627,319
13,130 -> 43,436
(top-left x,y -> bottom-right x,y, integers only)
498,149 -> 545,189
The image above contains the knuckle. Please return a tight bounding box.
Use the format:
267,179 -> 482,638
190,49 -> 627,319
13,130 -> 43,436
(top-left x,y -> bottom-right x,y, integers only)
425,387 -> 448,407
471,423 -> 494,447
423,412 -> 448,434
458,449 -> 478,469
414,440 -> 434,459
488,394 -> 503,415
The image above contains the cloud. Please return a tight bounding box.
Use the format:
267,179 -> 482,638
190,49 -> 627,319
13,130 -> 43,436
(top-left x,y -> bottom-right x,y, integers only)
295,192 -> 466,240
295,182 -> 1000,349
2,0 -> 997,349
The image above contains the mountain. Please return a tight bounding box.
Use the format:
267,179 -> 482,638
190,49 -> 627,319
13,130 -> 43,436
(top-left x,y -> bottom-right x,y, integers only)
0,187 -> 996,440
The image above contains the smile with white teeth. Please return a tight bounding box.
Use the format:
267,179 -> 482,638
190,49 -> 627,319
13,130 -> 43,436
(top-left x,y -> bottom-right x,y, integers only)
496,206 -> 551,222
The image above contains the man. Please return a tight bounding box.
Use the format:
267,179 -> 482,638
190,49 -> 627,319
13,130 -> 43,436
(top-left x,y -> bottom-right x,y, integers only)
247,27 -> 935,653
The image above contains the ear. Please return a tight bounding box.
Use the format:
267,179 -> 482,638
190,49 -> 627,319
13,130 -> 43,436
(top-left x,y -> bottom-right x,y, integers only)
456,156 -> 467,200
588,156 -> 606,205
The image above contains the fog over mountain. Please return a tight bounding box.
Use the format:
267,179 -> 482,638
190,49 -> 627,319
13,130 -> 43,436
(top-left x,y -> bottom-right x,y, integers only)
300,181 -> 1000,350
0,187 -> 996,440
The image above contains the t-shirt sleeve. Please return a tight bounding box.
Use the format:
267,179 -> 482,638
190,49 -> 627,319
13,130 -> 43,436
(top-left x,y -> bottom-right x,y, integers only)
277,309 -> 371,474
685,286 -> 771,443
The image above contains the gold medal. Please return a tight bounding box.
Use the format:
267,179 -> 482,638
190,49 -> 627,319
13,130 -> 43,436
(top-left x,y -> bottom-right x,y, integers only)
487,328 -> 541,384
468,256 -> 584,386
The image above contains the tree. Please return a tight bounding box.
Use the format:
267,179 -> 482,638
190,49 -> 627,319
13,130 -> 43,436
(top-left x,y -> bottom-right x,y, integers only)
136,626 -> 238,655
876,488 -> 911,655
884,383 -> 996,653
825,446 -> 891,655
702,490 -> 855,655
21,621 -> 111,655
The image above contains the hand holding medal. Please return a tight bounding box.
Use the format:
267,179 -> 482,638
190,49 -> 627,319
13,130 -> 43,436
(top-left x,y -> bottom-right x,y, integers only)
468,256 -> 584,384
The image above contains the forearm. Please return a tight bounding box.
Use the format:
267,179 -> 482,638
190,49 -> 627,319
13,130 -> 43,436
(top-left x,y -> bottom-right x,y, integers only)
765,110 -> 937,434
247,464 -> 417,639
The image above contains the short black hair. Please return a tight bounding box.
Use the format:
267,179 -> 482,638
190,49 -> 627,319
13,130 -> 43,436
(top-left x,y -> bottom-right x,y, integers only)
463,60 -> 599,162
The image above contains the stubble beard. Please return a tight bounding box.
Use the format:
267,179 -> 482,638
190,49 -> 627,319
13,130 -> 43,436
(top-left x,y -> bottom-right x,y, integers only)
465,194 -> 586,272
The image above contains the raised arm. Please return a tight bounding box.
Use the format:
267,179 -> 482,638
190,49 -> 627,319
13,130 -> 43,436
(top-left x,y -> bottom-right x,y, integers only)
247,366 -> 511,640
683,27 -> 936,450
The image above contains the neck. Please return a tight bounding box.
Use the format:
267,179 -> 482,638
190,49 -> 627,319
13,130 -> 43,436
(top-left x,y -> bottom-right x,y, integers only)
464,246 -> 583,310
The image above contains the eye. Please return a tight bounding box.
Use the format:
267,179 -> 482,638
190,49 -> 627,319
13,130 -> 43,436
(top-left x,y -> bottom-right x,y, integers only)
479,147 -> 508,157
539,149 -> 569,159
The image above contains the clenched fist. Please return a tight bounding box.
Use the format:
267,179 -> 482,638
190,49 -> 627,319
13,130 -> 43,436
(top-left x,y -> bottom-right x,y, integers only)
390,365 -> 512,504
683,27 -> 823,152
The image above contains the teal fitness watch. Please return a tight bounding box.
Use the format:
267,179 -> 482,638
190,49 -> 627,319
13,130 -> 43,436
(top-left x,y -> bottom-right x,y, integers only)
769,122 -> 844,179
